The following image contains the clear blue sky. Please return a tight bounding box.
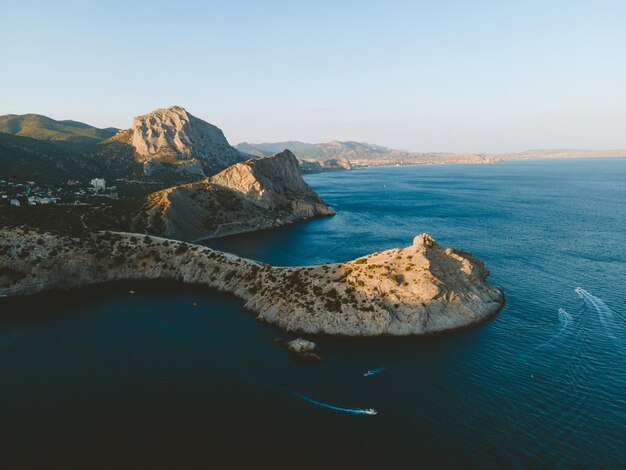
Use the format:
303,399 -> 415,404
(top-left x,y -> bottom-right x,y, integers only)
1,0 -> 625,152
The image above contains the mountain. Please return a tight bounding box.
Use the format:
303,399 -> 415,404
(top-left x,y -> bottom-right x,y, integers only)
0,106 -> 249,185
130,106 -> 246,177
131,150 -> 334,241
239,140 -> 626,168
237,140 -> 494,170
236,140 -> 390,161
236,141 -> 320,158
0,114 -> 117,144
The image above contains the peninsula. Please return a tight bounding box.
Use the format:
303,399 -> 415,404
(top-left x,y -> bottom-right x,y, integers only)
0,229 -> 504,336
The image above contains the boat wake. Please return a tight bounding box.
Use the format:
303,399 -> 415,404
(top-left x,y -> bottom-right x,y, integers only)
556,308 -> 573,338
575,287 -> 624,342
222,367 -> 377,416
292,392 -> 378,416
364,367 -> 385,377
522,308 -> 573,357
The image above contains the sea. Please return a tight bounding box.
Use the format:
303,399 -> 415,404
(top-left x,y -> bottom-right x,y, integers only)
1,158 -> 625,468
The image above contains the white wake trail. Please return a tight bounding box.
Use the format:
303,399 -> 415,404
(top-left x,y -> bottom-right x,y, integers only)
575,287 -> 624,342
556,308 -> 572,338
292,392 -> 378,416
523,308 -> 573,356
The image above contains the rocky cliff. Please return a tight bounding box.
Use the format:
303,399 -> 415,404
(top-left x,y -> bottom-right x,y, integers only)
131,106 -> 246,177
210,150 -> 331,213
0,229 -> 504,336
300,157 -> 351,174
131,150 -> 334,241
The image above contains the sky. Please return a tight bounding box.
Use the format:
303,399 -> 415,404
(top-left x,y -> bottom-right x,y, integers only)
1,0 -> 625,153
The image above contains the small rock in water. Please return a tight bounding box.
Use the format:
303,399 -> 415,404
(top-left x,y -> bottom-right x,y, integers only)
275,337 -> 324,361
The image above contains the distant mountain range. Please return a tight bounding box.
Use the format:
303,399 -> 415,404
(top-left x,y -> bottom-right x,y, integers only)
236,140 -> 391,161
237,140 -> 626,168
237,140 -> 496,166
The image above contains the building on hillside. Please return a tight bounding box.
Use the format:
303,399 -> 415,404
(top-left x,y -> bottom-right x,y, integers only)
90,178 -> 106,191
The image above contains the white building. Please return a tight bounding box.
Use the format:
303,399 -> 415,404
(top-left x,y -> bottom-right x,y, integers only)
10,199 -> 20,207
90,178 -> 106,191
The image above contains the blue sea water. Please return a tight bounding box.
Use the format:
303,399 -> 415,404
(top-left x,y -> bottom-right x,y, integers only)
1,158 -> 625,468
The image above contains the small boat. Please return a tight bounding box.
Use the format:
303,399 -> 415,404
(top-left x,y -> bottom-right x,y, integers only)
364,408 -> 378,415
129,290 -> 135,294
192,302 -> 198,307
364,368 -> 384,377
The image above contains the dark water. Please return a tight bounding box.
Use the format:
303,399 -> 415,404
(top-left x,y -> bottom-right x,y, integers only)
2,158 -> 625,468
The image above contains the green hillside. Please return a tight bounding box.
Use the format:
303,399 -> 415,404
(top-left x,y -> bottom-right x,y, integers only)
0,132 -> 141,184
0,113 -> 118,144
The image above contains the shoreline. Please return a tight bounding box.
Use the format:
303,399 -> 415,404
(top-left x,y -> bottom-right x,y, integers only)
0,229 -> 505,337
0,278 -> 505,338
304,154 -> 626,175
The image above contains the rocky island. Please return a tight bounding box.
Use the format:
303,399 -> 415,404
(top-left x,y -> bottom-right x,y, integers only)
0,229 -> 504,336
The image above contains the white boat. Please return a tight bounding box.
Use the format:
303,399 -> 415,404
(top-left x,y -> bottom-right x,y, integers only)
364,367 -> 384,377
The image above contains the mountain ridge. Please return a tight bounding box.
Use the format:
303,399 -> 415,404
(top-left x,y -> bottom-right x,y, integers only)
237,140 -> 626,167
0,113 -> 117,144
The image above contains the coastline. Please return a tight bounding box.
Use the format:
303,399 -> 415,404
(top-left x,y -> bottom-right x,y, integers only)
0,228 -> 505,337
307,154 -> 626,175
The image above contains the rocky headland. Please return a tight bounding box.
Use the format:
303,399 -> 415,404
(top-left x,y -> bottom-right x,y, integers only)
300,157 -> 352,174
131,149 -> 334,241
0,229 -> 504,336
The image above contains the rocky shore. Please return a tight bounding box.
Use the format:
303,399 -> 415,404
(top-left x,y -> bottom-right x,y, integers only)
0,229 -> 504,336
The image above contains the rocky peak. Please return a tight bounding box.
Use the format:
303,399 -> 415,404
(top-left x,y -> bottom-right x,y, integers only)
211,150 -> 334,214
413,233 -> 436,248
130,106 -> 245,176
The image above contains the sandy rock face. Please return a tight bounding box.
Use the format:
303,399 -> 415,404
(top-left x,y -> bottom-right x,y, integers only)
131,106 -> 245,176
211,150 -> 332,213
